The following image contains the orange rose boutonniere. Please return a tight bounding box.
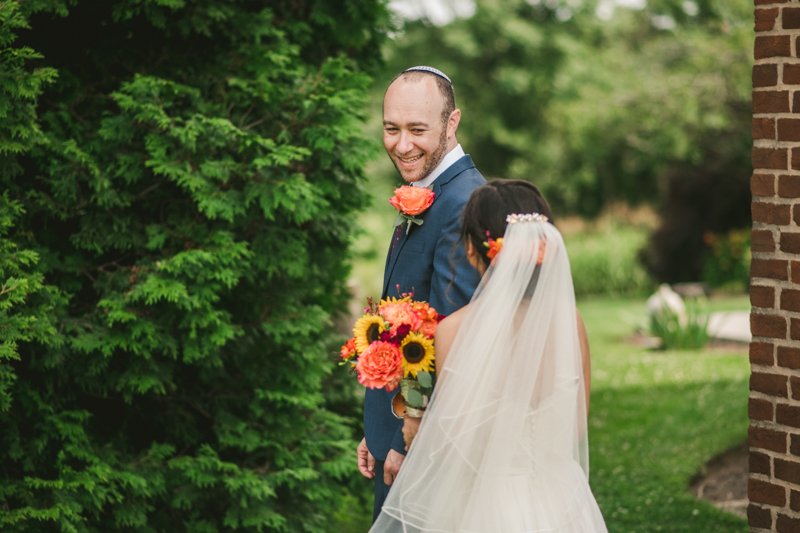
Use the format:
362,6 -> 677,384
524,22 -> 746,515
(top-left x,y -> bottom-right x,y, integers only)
389,185 -> 436,234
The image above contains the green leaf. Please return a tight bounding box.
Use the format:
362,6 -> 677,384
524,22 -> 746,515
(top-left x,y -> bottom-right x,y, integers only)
406,388 -> 423,408
416,371 -> 432,388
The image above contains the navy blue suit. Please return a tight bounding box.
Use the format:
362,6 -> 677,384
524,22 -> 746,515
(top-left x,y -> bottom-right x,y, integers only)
365,154 -> 486,520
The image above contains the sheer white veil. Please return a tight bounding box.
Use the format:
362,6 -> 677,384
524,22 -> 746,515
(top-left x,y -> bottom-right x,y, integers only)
371,216 -> 606,533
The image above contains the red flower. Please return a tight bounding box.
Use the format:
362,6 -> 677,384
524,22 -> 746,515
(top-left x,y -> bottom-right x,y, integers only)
356,341 -> 404,391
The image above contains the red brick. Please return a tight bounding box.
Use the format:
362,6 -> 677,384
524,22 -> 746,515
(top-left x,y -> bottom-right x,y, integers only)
787,64 -> 800,86
749,503 -> 772,529
754,148 -> 788,170
783,290 -> 800,311
753,313 -> 788,338
792,261 -> 800,283
751,397 -> 775,421
780,119 -> 800,141
752,342 -> 776,366
792,490 -> 800,512
752,285 -> 776,308
793,319 -> 800,341
751,450 -> 772,475
777,457 -> 800,483
750,478 -> 787,506
753,173 -> 776,196
785,7 -> 800,29
756,36 -> 792,59
793,434 -> 800,456
751,259 -> 789,280
778,404 -> 800,429
754,90 -> 791,113
779,346 -> 800,369
757,7 -> 780,31
754,64 -> 778,88
792,376 -> 800,400
778,513 -> 800,533
755,117 -> 776,139
779,175 -> 800,198
756,0 -> 788,4
752,202 -> 791,224
751,372 -> 789,397
753,230 -> 776,254
751,425 -> 788,453
754,287 -> 776,309
792,148 -> 800,170
783,234 -> 800,254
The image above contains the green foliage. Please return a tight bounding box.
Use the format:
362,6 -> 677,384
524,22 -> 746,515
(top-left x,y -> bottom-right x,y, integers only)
649,298 -> 710,350
564,224 -> 653,297
702,228 -> 750,291
0,1 -> 390,531
382,0 -> 752,219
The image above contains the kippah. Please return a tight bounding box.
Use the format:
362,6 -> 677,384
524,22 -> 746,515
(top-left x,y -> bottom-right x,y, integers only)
403,66 -> 452,84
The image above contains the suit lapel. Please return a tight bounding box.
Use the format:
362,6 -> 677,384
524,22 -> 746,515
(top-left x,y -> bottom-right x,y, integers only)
381,155 -> 477,298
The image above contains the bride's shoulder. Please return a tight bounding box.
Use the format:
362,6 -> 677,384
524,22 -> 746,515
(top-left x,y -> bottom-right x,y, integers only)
437,305 -> 469,339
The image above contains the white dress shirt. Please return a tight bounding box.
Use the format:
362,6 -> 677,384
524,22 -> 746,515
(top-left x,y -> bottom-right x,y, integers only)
412,144 -> 465,189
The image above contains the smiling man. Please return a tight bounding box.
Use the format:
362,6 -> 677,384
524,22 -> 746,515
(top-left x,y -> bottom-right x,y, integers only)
357,66 -> 487,522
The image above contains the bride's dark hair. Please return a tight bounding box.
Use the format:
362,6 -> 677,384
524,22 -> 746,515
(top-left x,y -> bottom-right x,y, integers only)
461,179 -> 553,270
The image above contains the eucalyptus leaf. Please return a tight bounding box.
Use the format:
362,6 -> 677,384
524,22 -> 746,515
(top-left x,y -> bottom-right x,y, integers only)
416,371 -> 432,388
406,389 -> 424,408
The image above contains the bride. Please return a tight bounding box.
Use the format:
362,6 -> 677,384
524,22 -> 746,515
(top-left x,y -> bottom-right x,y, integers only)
370,179 -> 608,532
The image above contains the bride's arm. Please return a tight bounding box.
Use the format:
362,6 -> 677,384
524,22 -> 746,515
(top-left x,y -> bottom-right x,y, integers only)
403,307 -> 468,449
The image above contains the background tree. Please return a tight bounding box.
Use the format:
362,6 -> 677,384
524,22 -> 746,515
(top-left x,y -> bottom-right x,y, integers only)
382,0 -> 753,283
0,1 -> 390,531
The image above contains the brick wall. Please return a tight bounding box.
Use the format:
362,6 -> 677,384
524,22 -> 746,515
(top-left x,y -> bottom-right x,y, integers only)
750,3 -> 800,531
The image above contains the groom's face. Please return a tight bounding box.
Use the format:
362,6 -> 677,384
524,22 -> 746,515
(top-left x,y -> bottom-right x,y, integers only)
383,77 -> 451,183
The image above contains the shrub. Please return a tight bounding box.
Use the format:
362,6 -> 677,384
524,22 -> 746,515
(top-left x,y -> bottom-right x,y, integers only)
0,1 -> 389,531
564,224 -> 653,297
702,228 -> 751,292
649,298 -> 710,351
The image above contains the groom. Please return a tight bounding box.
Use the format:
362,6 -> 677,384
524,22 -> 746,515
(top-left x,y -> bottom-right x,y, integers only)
357,66 -> 486,521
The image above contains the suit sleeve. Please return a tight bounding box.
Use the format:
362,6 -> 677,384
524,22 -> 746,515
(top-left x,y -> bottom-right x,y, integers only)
391,421 -> 407,456
429,202 -> 480,317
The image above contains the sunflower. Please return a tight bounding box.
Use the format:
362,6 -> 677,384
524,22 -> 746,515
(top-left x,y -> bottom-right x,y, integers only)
400,332 -> 435,377
380,295 -> 413,307
353,315 -> 385,354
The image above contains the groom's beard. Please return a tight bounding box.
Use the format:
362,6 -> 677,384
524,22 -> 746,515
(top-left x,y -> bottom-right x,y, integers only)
391,125 -> 449,183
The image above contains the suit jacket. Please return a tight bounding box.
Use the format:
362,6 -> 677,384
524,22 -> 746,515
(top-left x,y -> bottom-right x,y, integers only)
364,154 -> 486,461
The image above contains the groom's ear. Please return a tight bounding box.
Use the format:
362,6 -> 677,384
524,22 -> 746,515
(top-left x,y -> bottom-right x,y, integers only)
447,109 -> 461,138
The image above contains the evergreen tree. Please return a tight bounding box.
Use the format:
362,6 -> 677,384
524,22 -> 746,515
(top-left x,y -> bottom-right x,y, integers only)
0,1 -> 389,531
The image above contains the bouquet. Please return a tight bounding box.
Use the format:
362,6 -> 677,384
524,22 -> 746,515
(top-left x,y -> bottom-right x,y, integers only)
339,293 -> 440,413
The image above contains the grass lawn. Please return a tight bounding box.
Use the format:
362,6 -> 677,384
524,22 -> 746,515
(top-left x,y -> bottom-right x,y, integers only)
582,295 -> 750,532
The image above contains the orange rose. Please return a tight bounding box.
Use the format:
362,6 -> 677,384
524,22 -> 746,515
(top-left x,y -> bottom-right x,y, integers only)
340,338 -> 357,362
380,302 -> 422,334
419,319 -> 437,338
389,186 -> 435,216
411,302 -> 438,322
486,237 -> 503,260
356,341 -> 404,390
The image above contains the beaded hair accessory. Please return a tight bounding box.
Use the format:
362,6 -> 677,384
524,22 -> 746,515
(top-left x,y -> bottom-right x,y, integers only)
403,66 -> 452,84
506,213 -> 549,224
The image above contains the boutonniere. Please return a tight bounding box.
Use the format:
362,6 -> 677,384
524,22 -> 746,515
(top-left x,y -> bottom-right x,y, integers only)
389,185 -> 436,234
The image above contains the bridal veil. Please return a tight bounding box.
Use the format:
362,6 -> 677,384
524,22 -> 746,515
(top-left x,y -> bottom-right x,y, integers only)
371,216 -> 608,533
